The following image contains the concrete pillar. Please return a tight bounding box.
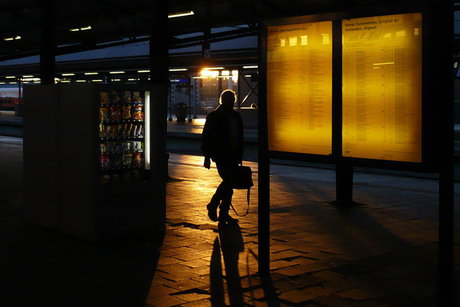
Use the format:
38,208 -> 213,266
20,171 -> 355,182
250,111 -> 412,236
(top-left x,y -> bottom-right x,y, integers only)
40,0 -> 56,85
149,1 -> 169,225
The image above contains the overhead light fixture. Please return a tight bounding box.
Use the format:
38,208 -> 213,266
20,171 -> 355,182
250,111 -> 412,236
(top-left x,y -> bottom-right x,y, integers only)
204,67 -> 224,70
109,71 -> 125,74
138,70 -> 150,73
62,73 -> 75,76
168,11 -> 194,18
243,65 -> 258,69
70,26 -> 92,32
6,76 -> 16,79
84,72 -> 98,75
3,36 -> 21,41
169,68 -> 188,72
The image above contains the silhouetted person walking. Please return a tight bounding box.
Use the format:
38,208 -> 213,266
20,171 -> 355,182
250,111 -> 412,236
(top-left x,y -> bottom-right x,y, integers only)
202,89 -> 244,223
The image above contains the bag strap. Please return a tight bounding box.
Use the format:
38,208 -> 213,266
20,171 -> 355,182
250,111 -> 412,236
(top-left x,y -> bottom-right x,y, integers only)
230,188 -> 250,217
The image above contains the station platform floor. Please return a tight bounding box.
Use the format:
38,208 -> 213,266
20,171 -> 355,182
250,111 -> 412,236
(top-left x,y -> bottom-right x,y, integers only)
0,134 -> 459,307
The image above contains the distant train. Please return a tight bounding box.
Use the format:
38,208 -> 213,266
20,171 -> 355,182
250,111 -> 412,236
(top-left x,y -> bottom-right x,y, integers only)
0,97 -> 19,110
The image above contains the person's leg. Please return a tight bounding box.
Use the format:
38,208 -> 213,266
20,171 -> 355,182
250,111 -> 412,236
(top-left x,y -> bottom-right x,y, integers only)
216,162 -> 238,223
206,163 -> 232,221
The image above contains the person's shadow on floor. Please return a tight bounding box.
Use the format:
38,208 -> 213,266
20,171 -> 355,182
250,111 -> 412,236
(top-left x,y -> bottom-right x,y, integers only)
210,223 -> 245,306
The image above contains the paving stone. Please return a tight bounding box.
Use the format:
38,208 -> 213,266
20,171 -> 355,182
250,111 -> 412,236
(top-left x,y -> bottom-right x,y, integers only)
338,288 -> 375,301
273,265 -> 312,277
149,284 -> 179,297
171,291 -> 210,303
278,289 -> 315,304
145,295 -> 186,307
180,299 -> 212,307
313,293 -> 353,307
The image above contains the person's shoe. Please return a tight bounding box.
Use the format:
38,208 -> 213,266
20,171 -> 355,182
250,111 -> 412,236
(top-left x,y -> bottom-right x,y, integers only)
218,212 -> 239,224
207,203 -> 218,222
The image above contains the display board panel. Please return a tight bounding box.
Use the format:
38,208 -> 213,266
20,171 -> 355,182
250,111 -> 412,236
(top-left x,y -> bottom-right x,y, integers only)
342,13 -> 422,162
267,21 -> 333,155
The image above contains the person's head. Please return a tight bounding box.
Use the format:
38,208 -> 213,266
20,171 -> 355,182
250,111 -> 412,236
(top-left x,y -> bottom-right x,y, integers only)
219,89 -> 236,110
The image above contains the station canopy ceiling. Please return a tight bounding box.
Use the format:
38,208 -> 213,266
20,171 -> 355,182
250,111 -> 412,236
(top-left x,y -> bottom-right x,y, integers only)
1,0 -> 385,63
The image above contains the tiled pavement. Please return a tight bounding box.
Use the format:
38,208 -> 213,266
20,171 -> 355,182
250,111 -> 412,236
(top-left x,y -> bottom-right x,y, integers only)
0,135 -> 459,306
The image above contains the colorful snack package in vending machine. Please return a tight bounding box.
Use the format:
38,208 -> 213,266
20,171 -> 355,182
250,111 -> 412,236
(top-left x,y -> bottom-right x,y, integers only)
105,125 -> 112,137
111,155 -> 122,169
114,142 -> 123,153
132,141 -> 140,152
133,91 -> 143,103
133,105 -> 143,120
101,173 -> 111,184
116,124 -> 123,138
111,125 -> 117,138
100,143 -> 107,153
122,142 -> 132,152
122,153 -> 133,167
99,123 -> 105,138
123,91 -> 132,103
122,105 -> 132,120
100,92 -> 110,104
127,123 -> 133,137
132,153 -> 143,168
106,142 -> 116,153
137,124 -> 144,137
110,106 -> 121,121
101,154 -> 110,168
100,107 -> 109,121
111,91 -> 120,104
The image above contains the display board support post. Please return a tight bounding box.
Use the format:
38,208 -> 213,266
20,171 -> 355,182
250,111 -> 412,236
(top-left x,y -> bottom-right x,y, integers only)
336,163 -> 353,205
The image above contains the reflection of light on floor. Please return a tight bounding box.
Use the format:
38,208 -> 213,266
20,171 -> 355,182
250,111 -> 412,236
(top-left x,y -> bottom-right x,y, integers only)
193,118 -> 206,126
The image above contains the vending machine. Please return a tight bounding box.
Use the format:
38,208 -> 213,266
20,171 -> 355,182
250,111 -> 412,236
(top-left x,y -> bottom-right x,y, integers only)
23,84 -> 165,240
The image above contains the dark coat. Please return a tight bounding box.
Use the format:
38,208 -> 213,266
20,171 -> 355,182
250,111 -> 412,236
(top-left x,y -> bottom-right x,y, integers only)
201,105 -> 244,164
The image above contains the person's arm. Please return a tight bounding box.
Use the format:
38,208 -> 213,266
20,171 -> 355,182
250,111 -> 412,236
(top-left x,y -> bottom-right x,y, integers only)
202,113 -> 213,169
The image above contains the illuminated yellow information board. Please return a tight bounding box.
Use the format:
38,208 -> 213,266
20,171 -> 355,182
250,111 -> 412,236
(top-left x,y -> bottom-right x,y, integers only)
267,21 -> 333,155
342,13 -> 422,162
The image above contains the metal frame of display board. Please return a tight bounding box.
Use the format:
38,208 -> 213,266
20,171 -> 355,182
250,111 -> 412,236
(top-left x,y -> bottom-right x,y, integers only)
258,1 -> 453,305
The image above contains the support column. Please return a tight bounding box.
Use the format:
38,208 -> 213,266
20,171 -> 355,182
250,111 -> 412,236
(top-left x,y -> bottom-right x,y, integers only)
40,0 -> 56,85
258,26 -> 270,276
433,1 -> 454,306
149,1 -> 169,226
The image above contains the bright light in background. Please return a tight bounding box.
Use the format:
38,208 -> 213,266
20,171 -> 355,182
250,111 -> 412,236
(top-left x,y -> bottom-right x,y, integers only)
3,36 -> 21,41
145,91 -> 151,170
200,69 -> 219,78
168,11 -> 194,18
70,26 -> 92,32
